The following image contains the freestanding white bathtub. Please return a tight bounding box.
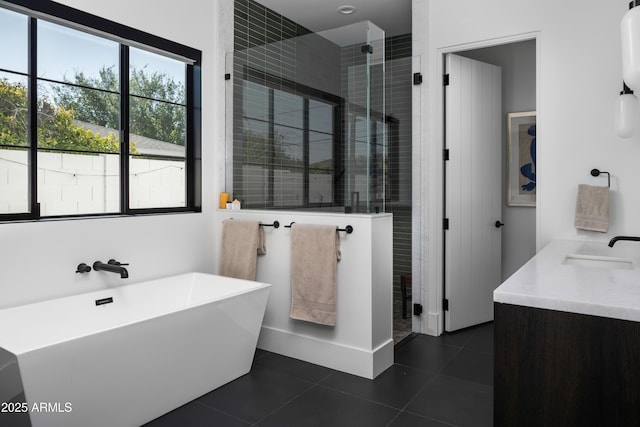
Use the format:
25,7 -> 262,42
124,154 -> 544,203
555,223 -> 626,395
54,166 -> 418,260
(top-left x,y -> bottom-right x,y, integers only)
0,273 -> 271,427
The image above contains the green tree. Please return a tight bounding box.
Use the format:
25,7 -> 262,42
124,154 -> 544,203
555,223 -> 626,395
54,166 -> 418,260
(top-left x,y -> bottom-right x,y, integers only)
129,66 -> 186,146
37,104 -> 123,153
242,128 -> 332,174
243,129 -> 304,169
0,78 -> 137,153
0,78 -> 28,147
52,66 -> 119,131
53,66 -> 186,145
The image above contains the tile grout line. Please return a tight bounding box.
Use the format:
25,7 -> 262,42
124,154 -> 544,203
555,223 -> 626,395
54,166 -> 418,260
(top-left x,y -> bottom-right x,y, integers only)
386,342 -> 469,426
248,362 -> 413,425
149,325 -> 494,426
249,382 -> 317,426
388,369 -> 475,427
204,326 -> 493,425
249,368 -> 337,425
390,335 -> 494,426
312,381 -> 405,412
193,400 -> 254,426
193,360 -> 332,426
436,372 -> 494,391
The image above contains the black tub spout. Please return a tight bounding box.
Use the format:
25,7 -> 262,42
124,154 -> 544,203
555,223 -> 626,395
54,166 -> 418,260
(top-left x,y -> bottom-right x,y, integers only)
608,236 -> 640,247
93,259 -> 129,278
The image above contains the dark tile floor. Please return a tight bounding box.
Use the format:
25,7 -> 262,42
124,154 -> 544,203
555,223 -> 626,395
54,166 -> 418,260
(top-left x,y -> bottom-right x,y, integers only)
393,298 -> 413,343
146,322 -> 494,427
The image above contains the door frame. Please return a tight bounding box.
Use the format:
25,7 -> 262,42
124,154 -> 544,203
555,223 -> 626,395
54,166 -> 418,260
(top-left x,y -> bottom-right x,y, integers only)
443,53 -> 503,332
418,32 -> 541,336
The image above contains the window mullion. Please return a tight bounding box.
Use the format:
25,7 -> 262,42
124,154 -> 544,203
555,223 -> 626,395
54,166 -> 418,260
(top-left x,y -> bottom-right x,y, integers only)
334,101 -> 344,206
28,16 -> 39,218
268,88 -> 275,207
119,44 -> 130,213
303,98 -> 309,206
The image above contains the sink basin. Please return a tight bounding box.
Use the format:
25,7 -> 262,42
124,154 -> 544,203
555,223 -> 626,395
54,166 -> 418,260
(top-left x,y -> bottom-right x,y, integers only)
563,254 -> 635,270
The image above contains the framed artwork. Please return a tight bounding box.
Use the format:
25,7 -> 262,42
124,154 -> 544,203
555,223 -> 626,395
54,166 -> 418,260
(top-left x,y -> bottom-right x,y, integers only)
506,111 -> 536,207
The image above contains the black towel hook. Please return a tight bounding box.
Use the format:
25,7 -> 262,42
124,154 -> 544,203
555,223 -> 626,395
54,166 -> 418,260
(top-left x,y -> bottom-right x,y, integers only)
590,168 -> 610,188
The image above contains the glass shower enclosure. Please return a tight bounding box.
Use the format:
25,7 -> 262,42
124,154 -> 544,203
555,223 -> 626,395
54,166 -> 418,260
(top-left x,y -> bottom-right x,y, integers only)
226,20 -> 386,213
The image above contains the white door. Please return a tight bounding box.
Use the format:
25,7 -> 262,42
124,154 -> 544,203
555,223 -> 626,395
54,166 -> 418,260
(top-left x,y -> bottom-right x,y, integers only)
444,54 -> 502,332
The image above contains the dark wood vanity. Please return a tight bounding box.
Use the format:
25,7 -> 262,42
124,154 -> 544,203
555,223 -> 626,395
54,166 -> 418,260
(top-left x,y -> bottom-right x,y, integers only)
494,302 -> 640,426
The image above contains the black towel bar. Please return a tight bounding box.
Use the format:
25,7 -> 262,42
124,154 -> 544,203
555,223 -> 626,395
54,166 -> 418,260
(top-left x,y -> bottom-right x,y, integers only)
260,221 -> 280,229
339,225 -> 354,234
228,219 -> 280,228
284,222 -> 353,234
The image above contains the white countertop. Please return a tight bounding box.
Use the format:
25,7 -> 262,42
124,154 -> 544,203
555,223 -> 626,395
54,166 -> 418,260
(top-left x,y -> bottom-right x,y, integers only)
494,239 -> 640,322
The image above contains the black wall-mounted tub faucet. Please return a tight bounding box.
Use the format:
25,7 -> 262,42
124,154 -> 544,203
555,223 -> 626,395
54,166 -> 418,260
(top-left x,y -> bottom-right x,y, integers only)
608,236 -> 640,247
76,263 -> 91,273
93,259 -> 129,278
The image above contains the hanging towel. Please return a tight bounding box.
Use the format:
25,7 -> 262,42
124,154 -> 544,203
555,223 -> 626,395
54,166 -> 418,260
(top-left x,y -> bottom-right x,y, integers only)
290,224 -> 341,326
575,184 -> 609,233
219,219 -> 266,281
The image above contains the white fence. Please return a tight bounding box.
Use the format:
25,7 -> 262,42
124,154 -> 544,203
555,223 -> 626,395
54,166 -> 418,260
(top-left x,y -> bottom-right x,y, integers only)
0,149 -> 185,216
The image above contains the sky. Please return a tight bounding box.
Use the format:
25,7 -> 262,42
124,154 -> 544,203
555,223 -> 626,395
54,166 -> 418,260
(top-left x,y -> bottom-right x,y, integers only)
0,7 -> 185,89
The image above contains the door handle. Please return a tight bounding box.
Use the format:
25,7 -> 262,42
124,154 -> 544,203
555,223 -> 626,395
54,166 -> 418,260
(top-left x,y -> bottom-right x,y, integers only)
495,221 -> 504,228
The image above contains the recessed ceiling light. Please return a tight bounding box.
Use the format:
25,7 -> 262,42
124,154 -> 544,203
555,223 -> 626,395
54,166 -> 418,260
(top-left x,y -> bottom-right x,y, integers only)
337,5 -> 356,15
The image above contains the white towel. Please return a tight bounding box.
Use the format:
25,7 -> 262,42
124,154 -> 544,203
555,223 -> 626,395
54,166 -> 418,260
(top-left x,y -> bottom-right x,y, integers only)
290,224 -> 341,326
575,184 -> 609,233
219,219 -> 265,281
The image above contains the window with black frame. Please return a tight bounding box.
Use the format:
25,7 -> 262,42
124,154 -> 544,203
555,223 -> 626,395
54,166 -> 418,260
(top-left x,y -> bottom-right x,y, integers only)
234,70 -> 400,211
236,72 -> 341,209
0,1 -> 201,220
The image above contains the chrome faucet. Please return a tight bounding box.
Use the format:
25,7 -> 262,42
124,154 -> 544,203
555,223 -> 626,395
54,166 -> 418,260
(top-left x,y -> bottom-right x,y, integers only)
92,259 -> 129,278
608,236 -> 640,247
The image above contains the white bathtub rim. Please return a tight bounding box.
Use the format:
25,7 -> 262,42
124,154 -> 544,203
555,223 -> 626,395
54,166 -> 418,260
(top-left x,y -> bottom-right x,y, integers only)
0,272 -> 272,356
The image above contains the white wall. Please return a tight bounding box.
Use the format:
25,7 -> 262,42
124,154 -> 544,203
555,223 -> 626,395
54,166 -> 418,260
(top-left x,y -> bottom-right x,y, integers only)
0,0 -> 229,309
415,0 -> 638,335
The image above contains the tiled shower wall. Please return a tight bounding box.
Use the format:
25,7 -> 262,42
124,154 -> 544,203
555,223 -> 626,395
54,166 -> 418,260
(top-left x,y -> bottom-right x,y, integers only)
233,0 -> 412,330
385,34 -> 412,330
234,0 -> 311,51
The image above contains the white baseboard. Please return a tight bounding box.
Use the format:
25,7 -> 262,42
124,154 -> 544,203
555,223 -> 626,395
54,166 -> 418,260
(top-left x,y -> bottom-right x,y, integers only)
257,326 -> 394,379
426,311 -> 442,336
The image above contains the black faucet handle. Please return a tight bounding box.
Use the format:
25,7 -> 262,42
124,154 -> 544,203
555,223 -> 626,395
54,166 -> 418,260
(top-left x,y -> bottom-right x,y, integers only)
108,259 -> 129,266
76,263 -> 92,273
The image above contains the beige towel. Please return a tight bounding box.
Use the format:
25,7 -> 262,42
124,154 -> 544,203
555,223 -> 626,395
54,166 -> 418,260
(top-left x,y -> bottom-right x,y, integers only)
575,184 -> 609,233
290,224 -> 341,326
219,219 -> 266,281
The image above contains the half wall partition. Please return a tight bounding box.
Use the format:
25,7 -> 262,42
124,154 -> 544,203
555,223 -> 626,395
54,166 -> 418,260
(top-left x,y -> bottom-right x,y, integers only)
226,21 -> 387,214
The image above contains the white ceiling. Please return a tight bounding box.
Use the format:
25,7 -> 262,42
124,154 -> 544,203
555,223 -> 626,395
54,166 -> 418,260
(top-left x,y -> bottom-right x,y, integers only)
254,0 -> 412,38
